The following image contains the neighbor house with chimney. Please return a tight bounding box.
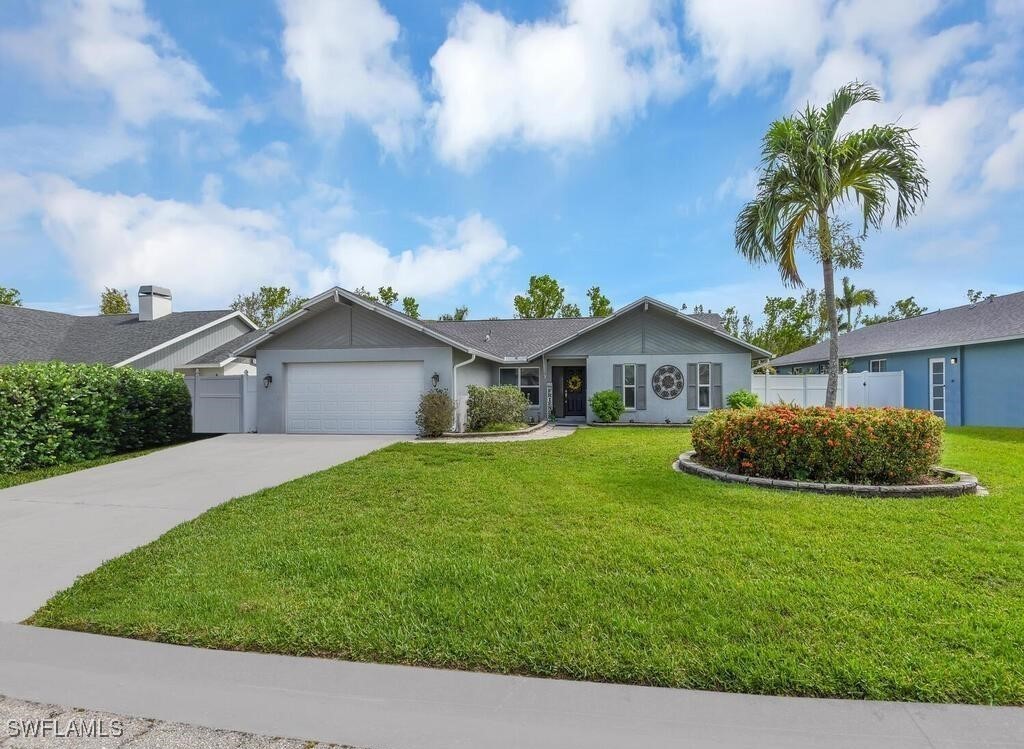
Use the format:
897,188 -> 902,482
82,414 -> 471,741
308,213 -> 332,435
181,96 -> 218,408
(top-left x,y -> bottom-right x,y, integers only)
0,285 -> 259,376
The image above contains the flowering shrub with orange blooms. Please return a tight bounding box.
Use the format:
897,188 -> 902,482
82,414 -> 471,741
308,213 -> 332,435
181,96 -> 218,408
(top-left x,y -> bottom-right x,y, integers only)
691,405 -> 945,484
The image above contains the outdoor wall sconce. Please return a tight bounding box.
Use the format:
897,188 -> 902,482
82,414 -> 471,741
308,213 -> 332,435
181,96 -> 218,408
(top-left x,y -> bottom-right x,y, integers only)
950,357 -> 958,365
263,374 -> 273,389
431,371 -> 440,388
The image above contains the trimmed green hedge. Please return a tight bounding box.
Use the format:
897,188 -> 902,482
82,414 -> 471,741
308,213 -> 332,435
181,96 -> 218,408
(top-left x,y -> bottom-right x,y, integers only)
466,385 -> 529,432
0,362 -> 191,473
691,405 -> 944,485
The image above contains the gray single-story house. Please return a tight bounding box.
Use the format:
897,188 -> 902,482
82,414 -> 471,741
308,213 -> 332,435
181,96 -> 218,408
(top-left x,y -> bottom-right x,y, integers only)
770,291 -> 1024,426
233,286 -> 771,434
0,285 -> 258,375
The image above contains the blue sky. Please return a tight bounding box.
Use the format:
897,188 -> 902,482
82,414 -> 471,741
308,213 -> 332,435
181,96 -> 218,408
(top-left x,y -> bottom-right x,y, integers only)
1,0 -> 1022,320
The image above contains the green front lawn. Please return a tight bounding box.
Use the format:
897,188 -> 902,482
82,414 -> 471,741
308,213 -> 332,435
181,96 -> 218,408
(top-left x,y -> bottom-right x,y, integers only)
0,448 -> 159,490
29,427 -> 1024,704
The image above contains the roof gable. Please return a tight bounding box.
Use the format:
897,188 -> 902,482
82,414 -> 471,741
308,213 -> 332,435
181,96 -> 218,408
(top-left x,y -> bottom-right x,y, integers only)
232,288 -> 770,361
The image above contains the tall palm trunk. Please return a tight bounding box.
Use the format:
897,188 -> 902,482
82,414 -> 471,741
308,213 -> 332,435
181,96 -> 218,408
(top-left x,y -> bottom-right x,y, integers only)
818,215 -> 841,407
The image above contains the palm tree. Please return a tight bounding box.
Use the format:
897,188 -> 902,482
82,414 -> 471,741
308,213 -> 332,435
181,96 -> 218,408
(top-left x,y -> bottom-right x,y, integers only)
735,81 -> 927,406
836,276 -> 878,331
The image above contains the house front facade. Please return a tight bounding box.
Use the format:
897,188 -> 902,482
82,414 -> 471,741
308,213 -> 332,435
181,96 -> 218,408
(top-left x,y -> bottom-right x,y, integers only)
770,291 -> 1024,427
234,287 -> 770,434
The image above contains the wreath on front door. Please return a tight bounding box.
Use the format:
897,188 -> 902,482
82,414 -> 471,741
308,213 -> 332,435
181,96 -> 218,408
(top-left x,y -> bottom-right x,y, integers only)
566,373 -> 584,393
652,365 -> 684,400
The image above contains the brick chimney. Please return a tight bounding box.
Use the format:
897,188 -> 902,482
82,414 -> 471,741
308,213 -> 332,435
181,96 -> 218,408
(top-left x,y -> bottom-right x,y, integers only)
138,285 -> 172,321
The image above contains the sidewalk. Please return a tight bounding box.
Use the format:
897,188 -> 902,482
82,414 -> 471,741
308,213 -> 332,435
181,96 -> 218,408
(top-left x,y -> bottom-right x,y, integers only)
2,623 -> 1021,749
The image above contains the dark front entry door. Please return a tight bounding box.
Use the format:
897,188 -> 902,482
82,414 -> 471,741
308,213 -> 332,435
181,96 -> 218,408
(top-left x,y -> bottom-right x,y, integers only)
563,366 -> 586,416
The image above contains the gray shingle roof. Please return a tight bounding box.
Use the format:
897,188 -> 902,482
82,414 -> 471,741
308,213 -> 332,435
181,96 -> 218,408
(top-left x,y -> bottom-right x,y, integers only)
423,317 -> 602,359
0,305 -> 241,366
770,291 -> 1024,366
422,311 -> 728,360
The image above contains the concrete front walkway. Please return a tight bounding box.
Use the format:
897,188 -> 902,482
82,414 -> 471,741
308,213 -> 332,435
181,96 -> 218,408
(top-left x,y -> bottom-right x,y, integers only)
1,623 -> 1022,749
0,434 -> 404,623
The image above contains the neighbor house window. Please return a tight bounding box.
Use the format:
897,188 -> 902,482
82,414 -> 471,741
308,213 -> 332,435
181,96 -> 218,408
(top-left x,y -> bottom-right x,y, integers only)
622,363 -> 637,409
870,359 -> 887,372
697,362 -> 711,410
500,367 -> 540,405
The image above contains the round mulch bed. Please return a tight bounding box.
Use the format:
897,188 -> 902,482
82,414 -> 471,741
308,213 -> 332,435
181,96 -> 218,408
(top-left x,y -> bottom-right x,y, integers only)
674,451 -> 980,497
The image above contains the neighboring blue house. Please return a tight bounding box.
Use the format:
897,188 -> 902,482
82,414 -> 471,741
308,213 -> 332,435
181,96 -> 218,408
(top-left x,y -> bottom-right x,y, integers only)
770,291 -> 1024,427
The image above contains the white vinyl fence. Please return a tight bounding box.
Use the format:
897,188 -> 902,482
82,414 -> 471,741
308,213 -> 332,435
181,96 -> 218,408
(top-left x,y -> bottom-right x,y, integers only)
184,374 -> 257,433
751,371 -> 904,408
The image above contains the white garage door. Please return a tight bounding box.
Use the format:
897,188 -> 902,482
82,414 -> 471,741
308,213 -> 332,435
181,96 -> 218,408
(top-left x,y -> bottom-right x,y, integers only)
286,361 -> 424,434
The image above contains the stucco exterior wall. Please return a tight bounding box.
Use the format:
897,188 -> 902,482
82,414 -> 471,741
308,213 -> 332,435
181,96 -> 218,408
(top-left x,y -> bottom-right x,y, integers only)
586,353 -> 752,423
961,339 -> 1024,426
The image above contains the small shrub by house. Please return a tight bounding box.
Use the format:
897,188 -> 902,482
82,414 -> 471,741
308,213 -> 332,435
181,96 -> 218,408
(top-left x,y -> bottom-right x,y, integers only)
726,390 -> 760,409
0,362 -> 191,473
590,389 -> 626,423
691,405 -> 944,485
416,389 -> 454,437
466,385 -> 529,432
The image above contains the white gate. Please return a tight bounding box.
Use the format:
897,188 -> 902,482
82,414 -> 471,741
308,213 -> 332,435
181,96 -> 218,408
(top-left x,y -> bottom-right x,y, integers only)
751,371 -> 904,408
184,374 -> 257,433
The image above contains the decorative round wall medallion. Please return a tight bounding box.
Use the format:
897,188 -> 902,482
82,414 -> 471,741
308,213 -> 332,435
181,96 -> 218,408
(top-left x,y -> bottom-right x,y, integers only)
652,365 -> 684,400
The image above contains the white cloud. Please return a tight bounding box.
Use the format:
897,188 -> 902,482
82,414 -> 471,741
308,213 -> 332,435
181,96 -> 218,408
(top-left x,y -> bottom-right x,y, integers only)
430,0 -> 687,168
310,214 -> 519,297
278,0 -> 423,153
684,1 -> 1022,226
233,141 -> 295,183
715,167 -> 758,202
5,172 -> 517,306
285,180 -> 355,244
0,0 -> 214,125
983,109 -> 1024,191
0,123 -> 147,178
684,0 -> 824,95
25,174 -> 307,307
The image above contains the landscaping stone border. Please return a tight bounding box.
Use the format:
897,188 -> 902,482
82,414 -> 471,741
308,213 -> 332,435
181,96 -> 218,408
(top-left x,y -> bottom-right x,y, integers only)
673,451 -> 980,497
590,421 -> 692,428
427,420 -> 549,440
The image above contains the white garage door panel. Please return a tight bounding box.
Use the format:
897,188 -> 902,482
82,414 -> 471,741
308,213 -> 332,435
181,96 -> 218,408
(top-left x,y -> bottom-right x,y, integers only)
286,362 -> 424,434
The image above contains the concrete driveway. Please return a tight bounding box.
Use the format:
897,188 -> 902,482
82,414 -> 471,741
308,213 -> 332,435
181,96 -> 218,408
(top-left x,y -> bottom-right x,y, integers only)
0,434 -> 404,623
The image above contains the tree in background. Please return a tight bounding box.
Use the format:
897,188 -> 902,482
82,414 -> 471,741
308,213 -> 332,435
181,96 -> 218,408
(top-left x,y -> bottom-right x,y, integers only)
402,296 -> 420,319
512,274 -> 586,318
744,291 -> 827,358
861,296 -> 927,326
514,274 -> 566,318
967,289 -> 996,304
353,286 -> 378,302
836,276 -> 878,331
231,286 -> 306,328
377,286 -> 399,307
587,286 -> 613,317
437,305 -> 469,321
99,287 -> 131,314
0,286 -> 22,306
735,81 -> 927,406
